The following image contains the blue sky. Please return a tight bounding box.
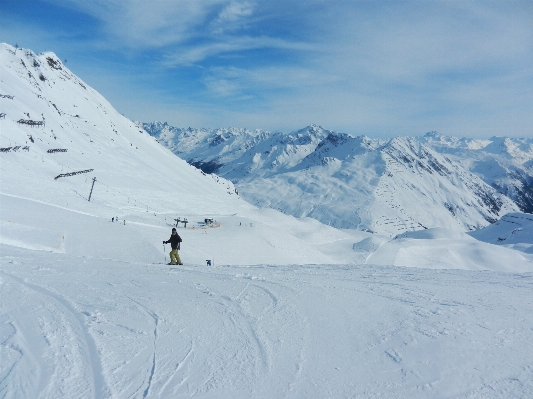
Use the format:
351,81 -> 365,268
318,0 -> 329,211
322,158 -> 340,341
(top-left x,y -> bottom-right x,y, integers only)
1,0 -> 532,138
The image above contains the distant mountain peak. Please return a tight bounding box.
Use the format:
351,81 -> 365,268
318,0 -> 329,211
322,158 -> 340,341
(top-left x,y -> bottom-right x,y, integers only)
143,121 -> 524,234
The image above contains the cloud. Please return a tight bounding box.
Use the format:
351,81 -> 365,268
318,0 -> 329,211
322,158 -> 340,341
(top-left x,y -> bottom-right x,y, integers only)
43,0 -> 238,48
200,64 -> 338,101
313,2 -> 532,78
155,0 -> 533,137
163,35 -> 315,66
211,1 -> 254,33
8,0 -> 532,137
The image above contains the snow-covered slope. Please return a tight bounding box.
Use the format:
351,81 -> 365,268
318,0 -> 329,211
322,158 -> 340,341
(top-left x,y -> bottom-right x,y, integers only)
420,132 -> 533,213
3,248 -> 533,399
468,212 -> 533,254
2,43 -> 533,399
144,122 -> 518,235
0,43 -> 361,265
0,44 -> 243,216
365,227 -> 532,271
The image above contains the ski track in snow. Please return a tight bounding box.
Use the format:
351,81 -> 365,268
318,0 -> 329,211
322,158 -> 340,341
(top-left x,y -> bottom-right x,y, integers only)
0,269 -> 109,399
124,298 -> 159,399
2,250 -> 533,398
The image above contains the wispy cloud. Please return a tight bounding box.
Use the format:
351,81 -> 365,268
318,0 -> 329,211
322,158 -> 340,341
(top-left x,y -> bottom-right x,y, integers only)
43,0 -> 236,47
200,64 -> 338,100
163,35 -> 316,66
210,1 -> 254,33
4,0 -> 532,137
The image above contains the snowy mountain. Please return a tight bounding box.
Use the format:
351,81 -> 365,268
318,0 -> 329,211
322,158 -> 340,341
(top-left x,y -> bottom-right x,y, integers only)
420,132 -> 533,213
141,122 -> 333,180
143,122 -> 518,235
0,43 -> 359,266
2,44 -> 533,399
0,44 -> 243,215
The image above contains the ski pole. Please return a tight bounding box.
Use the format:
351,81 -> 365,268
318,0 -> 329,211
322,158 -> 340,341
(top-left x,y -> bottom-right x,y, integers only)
163,243 -> 166,263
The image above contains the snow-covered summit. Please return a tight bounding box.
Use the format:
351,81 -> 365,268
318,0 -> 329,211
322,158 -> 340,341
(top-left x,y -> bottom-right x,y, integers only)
143,123 -> 335,180
420,131 -> 492,150
483,136 -> 533,164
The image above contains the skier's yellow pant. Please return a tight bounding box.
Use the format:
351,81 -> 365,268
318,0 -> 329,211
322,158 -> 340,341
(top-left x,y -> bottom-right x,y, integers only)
169,249 -> 182,265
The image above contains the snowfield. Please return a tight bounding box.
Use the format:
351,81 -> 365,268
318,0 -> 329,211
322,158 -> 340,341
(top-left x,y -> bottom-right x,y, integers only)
1,190 -> 532,399
3,240 -> 533,399
365,228 -> 532,272
1,43 -> 533,398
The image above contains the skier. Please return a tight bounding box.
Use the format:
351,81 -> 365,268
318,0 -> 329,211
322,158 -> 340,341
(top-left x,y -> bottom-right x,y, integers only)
163,228 -> 183,265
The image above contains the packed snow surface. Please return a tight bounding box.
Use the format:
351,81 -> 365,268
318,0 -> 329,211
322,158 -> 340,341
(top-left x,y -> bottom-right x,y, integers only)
366,227 -> 531,271
2,43 -> 533,398
3,234 -> 533,398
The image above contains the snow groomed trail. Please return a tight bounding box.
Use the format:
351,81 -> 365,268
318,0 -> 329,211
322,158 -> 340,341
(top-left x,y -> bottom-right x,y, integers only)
1,247 -> 532,399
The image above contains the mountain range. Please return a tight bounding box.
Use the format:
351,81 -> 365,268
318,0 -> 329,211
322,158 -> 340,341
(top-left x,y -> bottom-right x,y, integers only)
142,122 -> 532,235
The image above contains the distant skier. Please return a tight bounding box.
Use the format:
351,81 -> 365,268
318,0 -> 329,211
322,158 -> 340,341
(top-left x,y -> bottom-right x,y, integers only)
163,228 -> 183,265
112,217 -> 114,222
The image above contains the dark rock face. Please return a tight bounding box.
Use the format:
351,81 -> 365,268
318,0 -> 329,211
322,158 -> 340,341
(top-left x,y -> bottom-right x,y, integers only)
188,159 -> 224,174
